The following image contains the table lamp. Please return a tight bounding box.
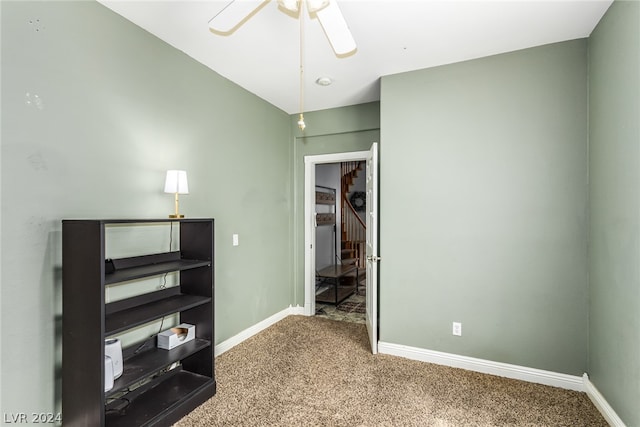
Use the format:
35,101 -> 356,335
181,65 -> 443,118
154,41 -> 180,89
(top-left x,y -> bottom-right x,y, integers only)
164,170 -> 189,218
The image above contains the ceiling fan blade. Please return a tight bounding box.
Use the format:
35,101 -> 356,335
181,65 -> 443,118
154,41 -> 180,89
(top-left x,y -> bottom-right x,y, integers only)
315,0 -> 356,57
209,0 -> 270,34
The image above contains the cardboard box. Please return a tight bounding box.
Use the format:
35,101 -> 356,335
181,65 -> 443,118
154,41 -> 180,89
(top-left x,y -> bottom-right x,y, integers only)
157,323 -> 195,350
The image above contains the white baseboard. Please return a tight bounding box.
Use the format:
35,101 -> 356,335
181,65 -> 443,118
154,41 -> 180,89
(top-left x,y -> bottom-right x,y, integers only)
378,341 -> 584,391
379,342 -> 627,425
583,374 -> 627,427
214,305 -> 303,356
289,304 -> 306,316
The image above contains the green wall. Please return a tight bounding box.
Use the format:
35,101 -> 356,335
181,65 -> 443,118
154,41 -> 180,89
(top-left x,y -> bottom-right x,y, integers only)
588,1 -> 640,425
1,0 -> 292,417
290,103 -> 380,306
380,40 -> 589,375
2,0 -> 636,423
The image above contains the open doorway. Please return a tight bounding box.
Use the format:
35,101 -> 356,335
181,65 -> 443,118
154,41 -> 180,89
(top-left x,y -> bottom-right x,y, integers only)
304,144 -> 379,354
314,161 -> 367,323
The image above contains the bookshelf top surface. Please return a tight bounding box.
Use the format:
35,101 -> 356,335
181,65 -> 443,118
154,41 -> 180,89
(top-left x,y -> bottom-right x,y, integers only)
62,218 -> 214,224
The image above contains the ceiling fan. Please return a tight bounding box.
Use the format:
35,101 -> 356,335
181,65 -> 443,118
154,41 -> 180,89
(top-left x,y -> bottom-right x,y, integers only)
208,0 -> 357,57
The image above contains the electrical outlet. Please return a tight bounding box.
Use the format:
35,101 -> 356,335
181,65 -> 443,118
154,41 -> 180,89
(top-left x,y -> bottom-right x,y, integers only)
232,234 -> 239,246
452,322 -> 462,336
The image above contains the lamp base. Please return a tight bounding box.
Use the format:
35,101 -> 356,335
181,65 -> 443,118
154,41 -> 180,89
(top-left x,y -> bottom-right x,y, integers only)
168,214 -> 185,219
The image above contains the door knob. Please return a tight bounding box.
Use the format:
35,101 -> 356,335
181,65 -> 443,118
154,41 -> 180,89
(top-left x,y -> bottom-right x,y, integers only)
366,255 -> 381,262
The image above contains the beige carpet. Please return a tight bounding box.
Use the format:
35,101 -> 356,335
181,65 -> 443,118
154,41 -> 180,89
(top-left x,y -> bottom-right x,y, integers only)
176,316 -> 607,426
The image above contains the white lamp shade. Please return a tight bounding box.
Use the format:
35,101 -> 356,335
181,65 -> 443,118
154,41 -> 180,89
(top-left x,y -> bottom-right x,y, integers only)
164,170 -> 189,194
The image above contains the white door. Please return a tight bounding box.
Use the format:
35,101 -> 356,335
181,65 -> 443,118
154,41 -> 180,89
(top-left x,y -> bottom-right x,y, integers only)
365,143 -> 379,354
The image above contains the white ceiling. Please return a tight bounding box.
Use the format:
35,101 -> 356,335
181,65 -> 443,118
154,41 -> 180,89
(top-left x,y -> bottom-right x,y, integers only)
98,0 -> 612,114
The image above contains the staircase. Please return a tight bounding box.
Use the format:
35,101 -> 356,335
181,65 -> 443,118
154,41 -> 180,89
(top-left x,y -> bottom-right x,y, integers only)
340,161 -> 367,291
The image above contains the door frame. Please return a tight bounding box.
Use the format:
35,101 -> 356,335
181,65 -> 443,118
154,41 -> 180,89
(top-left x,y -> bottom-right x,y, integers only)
304,150 -> 370,317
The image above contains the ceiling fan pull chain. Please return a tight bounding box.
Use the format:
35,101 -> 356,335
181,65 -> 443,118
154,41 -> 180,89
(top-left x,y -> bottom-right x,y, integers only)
298,0 -> 306,131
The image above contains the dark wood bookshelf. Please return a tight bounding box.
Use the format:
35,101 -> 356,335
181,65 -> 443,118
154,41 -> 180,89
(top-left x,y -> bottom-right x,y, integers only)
62,219 -> 216,427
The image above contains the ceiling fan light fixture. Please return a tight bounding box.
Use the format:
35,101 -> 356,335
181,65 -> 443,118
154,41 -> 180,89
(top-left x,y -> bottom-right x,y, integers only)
277,0 -> 300,13
306,0 -> 330,13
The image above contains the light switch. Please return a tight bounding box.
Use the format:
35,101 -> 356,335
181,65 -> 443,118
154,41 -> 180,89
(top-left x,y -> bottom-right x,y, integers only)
232,234 -> 239,246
